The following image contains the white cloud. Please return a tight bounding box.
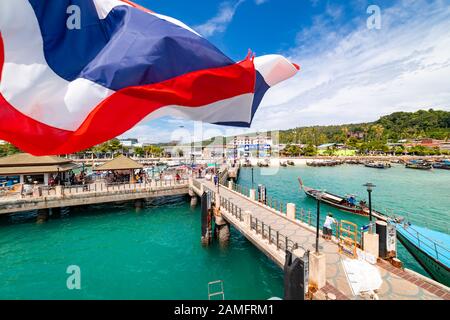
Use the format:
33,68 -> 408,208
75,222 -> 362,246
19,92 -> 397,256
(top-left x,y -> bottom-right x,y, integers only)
194,0 -> 244,37
249,0 -> 450,131
254,0 -> 268,5
123,0 -> 450,143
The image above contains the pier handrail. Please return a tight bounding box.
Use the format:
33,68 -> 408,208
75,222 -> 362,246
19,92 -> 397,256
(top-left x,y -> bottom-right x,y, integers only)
0,178 -> 189,201
201,184 -> 305,254
228,181 -> 363,244
215,192 -> 305,254
397,223 -> 449,263
384,209 -> 449,234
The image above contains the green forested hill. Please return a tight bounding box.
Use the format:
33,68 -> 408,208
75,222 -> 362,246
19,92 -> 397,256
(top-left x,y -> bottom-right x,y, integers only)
279,109 -> 450,145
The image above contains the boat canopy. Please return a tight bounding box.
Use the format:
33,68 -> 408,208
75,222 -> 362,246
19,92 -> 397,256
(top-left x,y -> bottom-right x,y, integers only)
322,193 -> 343,203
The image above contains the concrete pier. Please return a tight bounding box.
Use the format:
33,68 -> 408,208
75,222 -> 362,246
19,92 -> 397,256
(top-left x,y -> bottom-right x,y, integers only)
190,196 -> 198,207
192,177 -> 449,300
0,179 -> 189,215
214,207 -> 230,244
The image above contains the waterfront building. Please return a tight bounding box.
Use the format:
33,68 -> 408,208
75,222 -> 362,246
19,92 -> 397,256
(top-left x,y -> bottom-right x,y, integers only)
119,138 -> 140,148
0,153 -> 78,186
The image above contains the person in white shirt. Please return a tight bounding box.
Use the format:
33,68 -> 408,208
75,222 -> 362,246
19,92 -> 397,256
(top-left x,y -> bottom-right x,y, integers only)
323,213 -> 336,240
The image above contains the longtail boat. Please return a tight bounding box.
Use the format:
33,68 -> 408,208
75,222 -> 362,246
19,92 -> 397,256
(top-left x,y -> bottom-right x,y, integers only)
432,159 -> 450,170
405,160 -> 432,170
365,161 -> 391,169
297,178 -> 387,221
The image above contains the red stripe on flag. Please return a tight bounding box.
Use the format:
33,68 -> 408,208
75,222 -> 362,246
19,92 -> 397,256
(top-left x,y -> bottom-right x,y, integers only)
0,40 -> 256,156
0,33 -> 3,82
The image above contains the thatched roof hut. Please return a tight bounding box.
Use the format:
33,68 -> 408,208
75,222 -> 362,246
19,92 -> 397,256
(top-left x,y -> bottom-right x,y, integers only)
94,155 -> 143,171
0,153 -> 77,175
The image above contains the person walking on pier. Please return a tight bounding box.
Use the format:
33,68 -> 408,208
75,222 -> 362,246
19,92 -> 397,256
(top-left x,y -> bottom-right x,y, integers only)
323,213 -> 336,240
214,174 -> 218,186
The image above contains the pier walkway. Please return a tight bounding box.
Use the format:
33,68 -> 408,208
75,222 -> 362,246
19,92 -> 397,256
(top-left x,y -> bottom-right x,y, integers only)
191,178 -> 449,300
0,179 -> 189,215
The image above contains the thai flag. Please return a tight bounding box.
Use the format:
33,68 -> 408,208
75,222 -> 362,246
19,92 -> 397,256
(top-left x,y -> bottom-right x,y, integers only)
0,0 -> 299,155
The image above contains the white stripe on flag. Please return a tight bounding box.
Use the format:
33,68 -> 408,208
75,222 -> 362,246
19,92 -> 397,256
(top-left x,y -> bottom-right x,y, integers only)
254,55 -> 298,87
0,0 -> 114,130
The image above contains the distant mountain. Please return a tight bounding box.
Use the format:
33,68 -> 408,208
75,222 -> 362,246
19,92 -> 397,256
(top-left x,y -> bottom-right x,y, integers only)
279,109 -> 450,145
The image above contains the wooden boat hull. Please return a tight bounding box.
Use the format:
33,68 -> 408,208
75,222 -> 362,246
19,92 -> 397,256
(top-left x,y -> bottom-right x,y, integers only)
396,229 -> 450,287
405,164 -> 432,170
365,163 -> 390,169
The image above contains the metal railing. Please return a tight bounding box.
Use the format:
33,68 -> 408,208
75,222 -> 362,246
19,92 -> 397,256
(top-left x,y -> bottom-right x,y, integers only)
219,194 -> 302,253
250,215 -> 300,252
384,209 -> 450,235
398,223 -> 449,263
228,181 -> 363,244
220,197 -> 243,222
0,179 -> 189,200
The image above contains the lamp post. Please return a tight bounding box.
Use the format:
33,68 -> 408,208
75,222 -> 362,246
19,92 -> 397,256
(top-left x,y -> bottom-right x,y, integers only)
315,191 -> 324,253
251,167 -> 254,189
215,161 -> 219,196
363,183 -> 376,222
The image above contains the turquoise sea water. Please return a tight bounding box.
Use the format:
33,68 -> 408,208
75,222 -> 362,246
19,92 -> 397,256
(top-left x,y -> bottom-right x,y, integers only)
0,198 -> 283,300
0,164 -> 448,299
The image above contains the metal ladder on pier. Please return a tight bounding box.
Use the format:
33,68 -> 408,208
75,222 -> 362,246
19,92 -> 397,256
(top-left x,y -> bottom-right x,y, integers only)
208,280 -> 225,300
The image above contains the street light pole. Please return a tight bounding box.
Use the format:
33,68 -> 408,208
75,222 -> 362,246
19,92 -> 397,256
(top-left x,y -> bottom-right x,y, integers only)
363,182 -> 376,223
315,192 -> 323,253
251,167 -> 254,189
215,161 -> 219,196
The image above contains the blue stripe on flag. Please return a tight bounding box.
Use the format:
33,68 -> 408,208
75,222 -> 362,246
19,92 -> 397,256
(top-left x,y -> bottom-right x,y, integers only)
28,0 -> 234,91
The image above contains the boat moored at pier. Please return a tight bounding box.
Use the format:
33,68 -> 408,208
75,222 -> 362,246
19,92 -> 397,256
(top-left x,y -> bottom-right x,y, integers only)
297,178 -> 387,221
395,222 -> 450,286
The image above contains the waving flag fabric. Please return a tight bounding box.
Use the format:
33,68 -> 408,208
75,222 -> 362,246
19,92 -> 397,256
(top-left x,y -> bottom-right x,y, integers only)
0,0 -> 298,155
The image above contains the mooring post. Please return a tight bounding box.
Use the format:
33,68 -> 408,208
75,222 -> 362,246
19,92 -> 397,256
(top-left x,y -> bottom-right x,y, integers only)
284,249 -> 309,300
201,192 -> 212,246
189,189 -> 198,207
36,208 -> 50,223
51,207 -> 62,218
134,199 -> 144,211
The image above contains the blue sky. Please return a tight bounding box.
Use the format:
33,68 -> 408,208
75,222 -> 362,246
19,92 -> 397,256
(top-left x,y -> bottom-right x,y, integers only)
122,0 -> 450,143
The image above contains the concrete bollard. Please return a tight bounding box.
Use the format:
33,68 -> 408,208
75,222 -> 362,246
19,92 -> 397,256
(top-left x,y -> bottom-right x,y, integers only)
286,203 -> 296,219
363,232 -> 379,259
309,252 -> 327,290
249,189 -> 256,201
